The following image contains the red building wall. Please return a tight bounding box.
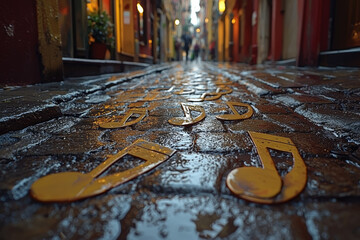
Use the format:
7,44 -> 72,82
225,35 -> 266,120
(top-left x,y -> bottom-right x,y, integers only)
271,0 -> 283,61
139,0 -> 152,57
0,1 -> 42,86
231,0 -> 253,63
297,0 -> 330,66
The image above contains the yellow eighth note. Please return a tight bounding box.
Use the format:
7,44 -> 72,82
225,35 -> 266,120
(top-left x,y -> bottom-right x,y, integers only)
216,101 -> 254,121
30,139 -> 176,202
173,88 -> 195,95
187,87 -> 232,102
139,88 -> 172,102
226,131 -> 307,204
216,86 -> 233,95
99,108 -> 147,129
187,92 -> 222,102
168,103 -> 206,126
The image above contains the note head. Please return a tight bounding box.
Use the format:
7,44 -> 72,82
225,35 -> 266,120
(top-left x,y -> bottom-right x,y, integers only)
30,172 -> 94,202
226,166 -> 282,199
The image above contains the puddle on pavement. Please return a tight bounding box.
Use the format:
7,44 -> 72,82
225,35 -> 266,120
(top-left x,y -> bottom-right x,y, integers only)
123,194 -> 310,240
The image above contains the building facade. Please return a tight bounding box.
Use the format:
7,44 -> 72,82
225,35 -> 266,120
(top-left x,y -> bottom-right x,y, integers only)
0,0 -> 174,86
1,0 -> 359,86
215,0 -> 360,67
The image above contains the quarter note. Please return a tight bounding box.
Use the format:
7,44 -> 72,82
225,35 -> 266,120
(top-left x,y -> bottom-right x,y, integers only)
187,92 -> 223,102
99,108 -> 147,129
226,131 -> 307,204
216,101 -> 254,120
187,87 -> 232,102
140,88 -> 172,101
216,86 -> 232,95
168,103 -> 206,126
174,89 -> 195,95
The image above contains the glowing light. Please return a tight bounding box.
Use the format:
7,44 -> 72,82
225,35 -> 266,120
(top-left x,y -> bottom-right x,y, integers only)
191,0 -> 200,25
175,19 -> 180,26
231,18 -> 236,24
196,28 -> 201,33
205,18 -> 209,23
87,0 -> 99,12
137,3 -> 144,14
219,0 -> 225,13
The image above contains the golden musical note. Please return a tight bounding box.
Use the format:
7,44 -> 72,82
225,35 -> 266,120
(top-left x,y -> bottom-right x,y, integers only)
187,87 -> 232,102
139,89 -> 172,101
226,131 -> 307,204
99,108 -> 147,129
168,103 -> 206,126
151,86 -> 175,92
216,101 -> 254,120
215,79 -> 232,85
187,92 -> 223,102
30,139 -> 176,202
216,86 -> 233,95
174,89 -> 195,95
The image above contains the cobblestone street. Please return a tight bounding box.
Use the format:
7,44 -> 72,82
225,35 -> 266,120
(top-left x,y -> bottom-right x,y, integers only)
1,62 -> 360,239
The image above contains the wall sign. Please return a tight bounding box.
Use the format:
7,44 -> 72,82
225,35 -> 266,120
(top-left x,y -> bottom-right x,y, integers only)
124,11 -> 130,24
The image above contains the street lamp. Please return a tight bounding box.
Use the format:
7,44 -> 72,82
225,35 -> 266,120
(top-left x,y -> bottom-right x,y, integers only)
137,3 -> 144,14
137,2 -> 144,42
219,0 -> 225,14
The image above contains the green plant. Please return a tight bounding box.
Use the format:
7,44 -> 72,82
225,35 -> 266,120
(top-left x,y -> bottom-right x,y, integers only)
87,11 -> 114,48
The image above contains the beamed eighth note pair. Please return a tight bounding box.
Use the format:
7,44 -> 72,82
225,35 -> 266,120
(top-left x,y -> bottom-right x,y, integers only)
30,91 -> 307,204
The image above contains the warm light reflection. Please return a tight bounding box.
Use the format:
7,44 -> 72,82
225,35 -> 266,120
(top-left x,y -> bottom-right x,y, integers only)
87,0 -> 98,12
219,0 -> 225,13
231,18 -> 236,24
115,0 -> 121,53
149,39 -> 152,48
175,19 -> 180,26
352,22 -> 360,41
196,28 -> 201,33
205,18 -> 209,23
239,9 -> 243,16
137,3 -> 144,14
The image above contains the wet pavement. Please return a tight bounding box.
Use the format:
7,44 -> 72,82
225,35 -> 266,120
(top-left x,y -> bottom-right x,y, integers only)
0,62 -> 360,239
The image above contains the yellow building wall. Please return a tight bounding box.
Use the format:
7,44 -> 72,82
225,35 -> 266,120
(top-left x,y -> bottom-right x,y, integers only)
206,0 -> 213,45
224,14 -> 230,61
224,0 -> 236,61
218,19 -> 224,61
168,20 -> 174,60
282,0 -> 298,59
257,0 -> 271,64
116,0 -> 135,56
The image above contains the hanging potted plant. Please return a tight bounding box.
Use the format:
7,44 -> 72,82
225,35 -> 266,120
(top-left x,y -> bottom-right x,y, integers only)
87,11 -> 114,59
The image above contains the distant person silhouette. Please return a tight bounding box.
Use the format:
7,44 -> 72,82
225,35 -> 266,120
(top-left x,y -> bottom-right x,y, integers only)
175,38 -> 182,61
193,40 -> 200,61
210,40 -> 216,60
182,32 -> 192,61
